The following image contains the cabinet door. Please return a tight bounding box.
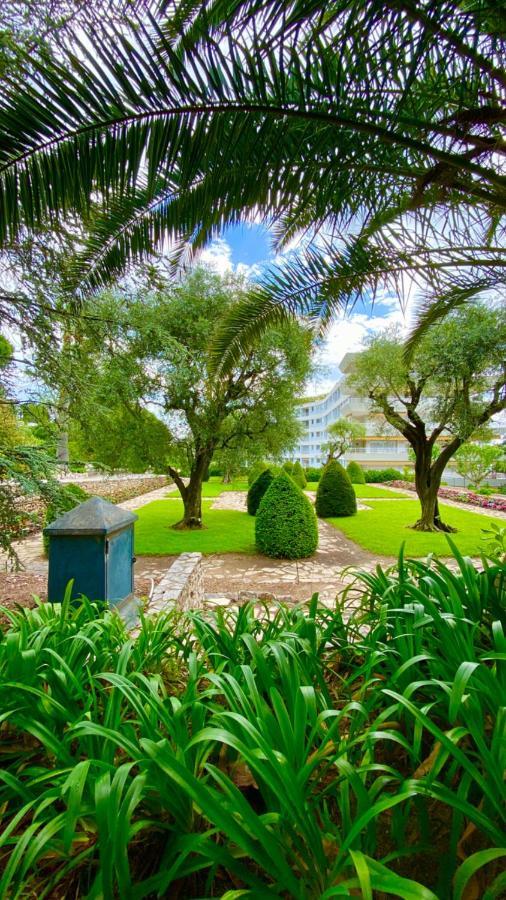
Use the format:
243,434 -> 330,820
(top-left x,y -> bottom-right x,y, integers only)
106,529 -> 134,605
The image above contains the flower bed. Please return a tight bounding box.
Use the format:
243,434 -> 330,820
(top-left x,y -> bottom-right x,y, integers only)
388,480 -> 506,512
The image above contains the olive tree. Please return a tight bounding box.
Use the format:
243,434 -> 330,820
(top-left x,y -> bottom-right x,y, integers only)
350,304 -> 506,531
322,420 -> 366,463
72,269 -> 312,529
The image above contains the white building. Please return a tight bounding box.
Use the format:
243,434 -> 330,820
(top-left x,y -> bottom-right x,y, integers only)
291,353 -> 410,470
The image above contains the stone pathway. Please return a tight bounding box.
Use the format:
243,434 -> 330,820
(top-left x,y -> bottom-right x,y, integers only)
199,489 -> 384,605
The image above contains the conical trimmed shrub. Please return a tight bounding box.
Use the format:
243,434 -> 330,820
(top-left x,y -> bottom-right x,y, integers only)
292,460 -> 307,489
256,472 -> 318,559
346,461 -> 366,484
315,460 -> 357,517
282,461 -> 294,475
247,468 -> 275,515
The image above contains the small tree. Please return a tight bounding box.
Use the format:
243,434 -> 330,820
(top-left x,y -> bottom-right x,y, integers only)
350,304 -> 506,531
316,461 -> 357,518
322,420 -> 366,462
256,472 -> 318,559
292,461 -> 307,489
247,469 -> 275,516
454,444 -> 506,488
347,461 -> 365,484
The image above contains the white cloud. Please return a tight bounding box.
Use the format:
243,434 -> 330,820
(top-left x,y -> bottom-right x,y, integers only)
198,238 -> 263,281
309,301 -> 413,394
199,238 -> 234,275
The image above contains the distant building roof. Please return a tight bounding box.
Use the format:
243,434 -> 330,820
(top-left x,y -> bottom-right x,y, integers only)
339,352 -> 359,373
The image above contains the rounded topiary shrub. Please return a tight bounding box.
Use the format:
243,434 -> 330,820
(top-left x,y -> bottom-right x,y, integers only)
315,460 -> 357,517
43,484 -> 90,555
256,472 -> 318,559
346,461 -> 366,484
247,468 -> 275,516
282,460 -> 294,475
292,461 -> 307,489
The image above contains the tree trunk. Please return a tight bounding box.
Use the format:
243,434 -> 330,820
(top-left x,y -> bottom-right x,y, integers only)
222,468 -> 232,484
56,428 -> 69,467
170,449 -> 212,529
411,449 -> 456,532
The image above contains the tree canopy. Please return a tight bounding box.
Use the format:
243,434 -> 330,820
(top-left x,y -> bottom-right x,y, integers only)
350,303 -> 506,530
322,420 -> 366,463
59,269 -> 312,526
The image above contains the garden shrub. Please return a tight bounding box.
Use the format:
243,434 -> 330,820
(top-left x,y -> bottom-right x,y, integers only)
364,467 -> 403,483
256,472 -> 318,558
248,461 -> 269,486
292,460 -> 307,489
282,460 -> 294,475
305,466 -> 322,482
316,460 -> 357,517
43,484 -> 89,555
247,468 -> 275,516
346,461 -> 365,484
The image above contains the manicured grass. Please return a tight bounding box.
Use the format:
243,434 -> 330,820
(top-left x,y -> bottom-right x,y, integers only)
166,477 -> 249,500
354,483 -> 408,499
306,481 -> 408,498
135,499 -> 256,555
202,476 -> 249,496
327,499 -> 499,557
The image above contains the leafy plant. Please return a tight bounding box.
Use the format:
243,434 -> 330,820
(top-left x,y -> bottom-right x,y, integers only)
256,471 -> 318,558
316,460 -> 357,517
0,542 -> 504,897
364,468 -> 403,483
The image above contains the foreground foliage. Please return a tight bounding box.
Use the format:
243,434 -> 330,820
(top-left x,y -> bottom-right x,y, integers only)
0,546 -> 504,897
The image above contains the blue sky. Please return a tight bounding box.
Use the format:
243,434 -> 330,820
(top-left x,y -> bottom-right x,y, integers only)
203,223 -> 411,394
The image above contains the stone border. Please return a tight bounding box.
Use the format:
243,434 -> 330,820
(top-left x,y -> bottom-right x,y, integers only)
149,552 -> 204,613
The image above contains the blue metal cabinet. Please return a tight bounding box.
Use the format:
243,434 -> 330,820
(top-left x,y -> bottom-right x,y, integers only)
44,496 -> 138,608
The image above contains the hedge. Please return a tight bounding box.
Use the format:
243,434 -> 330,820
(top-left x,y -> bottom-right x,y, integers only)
247,468 -> 275,516
256,472 -> 318,559
315,460 -> 357,517
364,468 -> 403,483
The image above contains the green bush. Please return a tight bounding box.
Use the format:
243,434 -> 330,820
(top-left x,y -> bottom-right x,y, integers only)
364,467 -> 403,483
304,466 -> 322,482
282,460 -> 294,475
291,460 -> 307,489
43,484 -> 89,555
247,468 -> 275,515
248,460 -> 269,486
316,460 -> 357,517
255,472 -> 318,558
346,461 -> 365,484
0,549 -> 504,897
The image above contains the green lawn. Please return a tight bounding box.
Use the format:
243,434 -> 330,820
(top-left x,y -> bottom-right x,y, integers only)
327,499 -> 498,557
305,481 -> 407,498
135,499 -> 256,555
